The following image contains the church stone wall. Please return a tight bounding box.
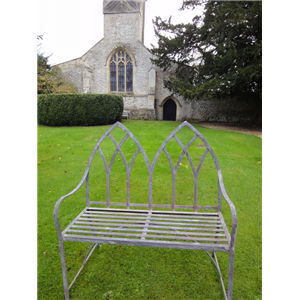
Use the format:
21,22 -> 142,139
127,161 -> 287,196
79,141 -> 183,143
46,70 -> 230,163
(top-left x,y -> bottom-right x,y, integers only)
104,13 -> 144,43
54,0 -> 256,123
56,59 -> 84,93
188,98 -> 257,123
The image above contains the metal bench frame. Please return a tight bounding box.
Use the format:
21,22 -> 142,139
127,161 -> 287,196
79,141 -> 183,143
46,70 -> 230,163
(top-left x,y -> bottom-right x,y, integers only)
54,121 -> 237,300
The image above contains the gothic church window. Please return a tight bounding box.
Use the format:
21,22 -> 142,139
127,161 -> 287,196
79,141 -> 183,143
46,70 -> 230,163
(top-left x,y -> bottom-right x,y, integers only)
110,51 -> 133,92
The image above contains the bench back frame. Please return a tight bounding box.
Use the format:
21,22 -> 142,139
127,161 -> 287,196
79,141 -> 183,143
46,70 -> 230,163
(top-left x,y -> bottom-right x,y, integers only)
84,121 -> 230,213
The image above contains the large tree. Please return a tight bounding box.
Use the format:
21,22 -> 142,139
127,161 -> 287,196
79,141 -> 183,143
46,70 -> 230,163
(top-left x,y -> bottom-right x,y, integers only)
151,0 -> 262,105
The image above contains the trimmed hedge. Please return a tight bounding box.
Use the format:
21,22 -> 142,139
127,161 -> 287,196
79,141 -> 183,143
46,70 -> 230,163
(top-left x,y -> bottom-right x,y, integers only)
38,94 -> 123,126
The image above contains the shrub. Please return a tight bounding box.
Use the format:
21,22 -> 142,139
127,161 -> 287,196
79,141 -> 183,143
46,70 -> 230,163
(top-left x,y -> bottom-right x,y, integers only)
38,94 -> 123,126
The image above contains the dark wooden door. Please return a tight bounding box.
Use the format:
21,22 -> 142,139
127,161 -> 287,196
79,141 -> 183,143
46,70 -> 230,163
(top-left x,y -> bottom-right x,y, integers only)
163,99 -> 177,121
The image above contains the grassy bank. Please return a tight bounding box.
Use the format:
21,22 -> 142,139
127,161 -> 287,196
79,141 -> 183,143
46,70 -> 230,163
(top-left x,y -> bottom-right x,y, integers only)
38,120 -> 262,300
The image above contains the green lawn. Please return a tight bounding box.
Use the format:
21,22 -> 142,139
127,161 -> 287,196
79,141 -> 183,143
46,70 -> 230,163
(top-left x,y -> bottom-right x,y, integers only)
38,120 -> 262,300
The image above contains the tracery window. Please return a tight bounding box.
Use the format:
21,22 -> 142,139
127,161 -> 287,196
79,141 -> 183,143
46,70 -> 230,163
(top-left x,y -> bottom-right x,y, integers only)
110,51 -> 133,93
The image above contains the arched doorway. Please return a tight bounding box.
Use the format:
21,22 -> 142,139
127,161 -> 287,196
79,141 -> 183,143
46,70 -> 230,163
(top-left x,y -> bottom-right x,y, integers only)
163,99 -> 177,121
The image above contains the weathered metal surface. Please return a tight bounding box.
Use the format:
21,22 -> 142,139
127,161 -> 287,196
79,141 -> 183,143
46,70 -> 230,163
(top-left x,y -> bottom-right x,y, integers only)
68,243 -> 99,291
54,121 -> 237,300
63,208 -> 229,245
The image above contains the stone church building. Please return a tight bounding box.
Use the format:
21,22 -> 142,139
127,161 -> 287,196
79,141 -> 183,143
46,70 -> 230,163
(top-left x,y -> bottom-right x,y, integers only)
55,0 -> 255,122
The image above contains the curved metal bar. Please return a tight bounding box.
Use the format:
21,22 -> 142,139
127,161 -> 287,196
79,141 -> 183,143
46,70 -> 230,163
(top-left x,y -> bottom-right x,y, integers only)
163,148 -> 176,210
54,123 -> 120,226
151,122 -> 232,213
179,122 -> 237,249
172,227 -> 228,299
113,122 -> 152,209
151,122 -> 188,169
205,251 -> 228,300
114,122 -> 151,170
97,147 -> 111,207
108,134 -> 129,170
129,148 -> 140,173
97,146 -> 109,171
68,243 -> 99,291
173,134 -> 204,212
107,133 -> 141,209
163,147 -> 175,172
196,148 -> 209,175
173,134 -> 198,175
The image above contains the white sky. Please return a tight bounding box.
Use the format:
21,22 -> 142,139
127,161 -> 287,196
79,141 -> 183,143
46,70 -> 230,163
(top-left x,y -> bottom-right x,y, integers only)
37,0 -> 202,65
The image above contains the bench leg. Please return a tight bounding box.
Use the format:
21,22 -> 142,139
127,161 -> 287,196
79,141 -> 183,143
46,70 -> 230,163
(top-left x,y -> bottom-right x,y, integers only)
206,251 -> 227,299
68,243 -> 99,291
59,242 -> 100,299
177,229 -> 233,299
227,249 -> 235,300
205,250 -> 235,300
58,240 -> 70,300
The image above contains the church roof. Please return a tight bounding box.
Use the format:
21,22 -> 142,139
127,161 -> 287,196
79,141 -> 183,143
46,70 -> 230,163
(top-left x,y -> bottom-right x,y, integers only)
103,0 -> 142,14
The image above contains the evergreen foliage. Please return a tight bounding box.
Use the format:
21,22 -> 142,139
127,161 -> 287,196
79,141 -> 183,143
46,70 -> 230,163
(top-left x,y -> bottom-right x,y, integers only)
151,1 -> 262,102
37,36 -> 78,94
37,94 -> 123,126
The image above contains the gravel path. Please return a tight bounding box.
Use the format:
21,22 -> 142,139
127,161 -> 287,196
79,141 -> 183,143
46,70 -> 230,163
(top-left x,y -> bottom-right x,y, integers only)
199,122 -> 262,138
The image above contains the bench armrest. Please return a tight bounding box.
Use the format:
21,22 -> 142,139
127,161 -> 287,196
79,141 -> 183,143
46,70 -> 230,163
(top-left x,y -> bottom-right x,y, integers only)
54,170 -> 89,236
218,171 -> 238,249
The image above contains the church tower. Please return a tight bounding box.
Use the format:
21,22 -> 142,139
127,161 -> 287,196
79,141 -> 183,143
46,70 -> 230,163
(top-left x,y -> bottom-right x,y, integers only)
103,0 -> 146,44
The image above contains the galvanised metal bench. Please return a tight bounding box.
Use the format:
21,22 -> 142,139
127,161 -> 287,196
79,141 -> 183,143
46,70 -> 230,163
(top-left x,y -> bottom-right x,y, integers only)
54,121 -> 237,300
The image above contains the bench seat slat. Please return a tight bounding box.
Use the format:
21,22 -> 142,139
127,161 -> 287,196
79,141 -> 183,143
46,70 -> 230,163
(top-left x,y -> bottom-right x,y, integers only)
79,217 -> 222,227
71,225 -> 227,237
63,234 -> 230,252
75,221 -> 224,232
66,230 -> 228,243
84,212 -> 220,221
88,202 -> 218,210
87,207 -> 219,216
62,208 -> 230,248
81,215 -> 221,224
81,211 -> 221,223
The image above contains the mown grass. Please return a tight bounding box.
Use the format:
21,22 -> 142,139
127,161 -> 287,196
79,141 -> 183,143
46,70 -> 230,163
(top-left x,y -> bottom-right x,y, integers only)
38,120 -> 262,300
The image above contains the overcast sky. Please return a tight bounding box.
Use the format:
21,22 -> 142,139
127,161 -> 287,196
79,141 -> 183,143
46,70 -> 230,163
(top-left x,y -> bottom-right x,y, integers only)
37,0 -> 202,65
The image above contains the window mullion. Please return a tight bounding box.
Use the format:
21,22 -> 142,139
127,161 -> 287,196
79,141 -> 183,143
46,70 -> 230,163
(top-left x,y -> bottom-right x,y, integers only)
124,61 -> 127,92
116,62 -> 118,92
